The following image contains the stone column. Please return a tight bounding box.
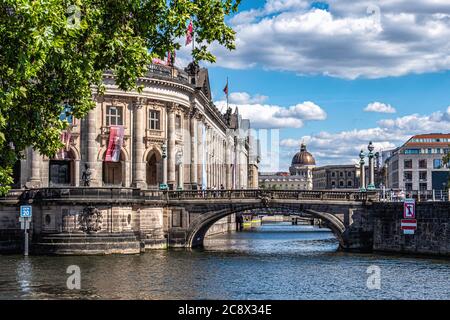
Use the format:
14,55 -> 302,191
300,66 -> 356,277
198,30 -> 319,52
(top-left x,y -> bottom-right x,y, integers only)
190,111 -> 198,188
225,139 -> 231,189
197,120 -> 203,187
132,99 -> 146,188
27,148 -> 42,188
167,105 -> 176,189
359,150 -> 366,191
86,109 -> 99,186
176,150 -> 183,190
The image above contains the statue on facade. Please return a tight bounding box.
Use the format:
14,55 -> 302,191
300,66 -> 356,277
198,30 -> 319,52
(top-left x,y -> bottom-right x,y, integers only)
185,61 -> 200,76
78,206 -> 103,234
82,163 -> 92,187
224,106 -> 232,126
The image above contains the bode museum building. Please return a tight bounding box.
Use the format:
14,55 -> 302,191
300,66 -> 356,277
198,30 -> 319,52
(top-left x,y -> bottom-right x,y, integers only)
17,62 -> 260,191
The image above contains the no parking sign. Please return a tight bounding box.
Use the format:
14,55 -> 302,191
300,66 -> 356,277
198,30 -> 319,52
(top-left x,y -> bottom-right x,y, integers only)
403,199 -> 415,219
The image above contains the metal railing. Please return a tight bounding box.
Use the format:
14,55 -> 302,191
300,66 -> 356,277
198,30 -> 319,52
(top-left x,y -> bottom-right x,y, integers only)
380,189 -> 449,202
146,64 -> 189,83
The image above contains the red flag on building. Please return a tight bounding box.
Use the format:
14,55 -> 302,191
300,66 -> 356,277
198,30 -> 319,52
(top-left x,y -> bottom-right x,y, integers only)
105,126 -> 124,162
185,21 -> 193,46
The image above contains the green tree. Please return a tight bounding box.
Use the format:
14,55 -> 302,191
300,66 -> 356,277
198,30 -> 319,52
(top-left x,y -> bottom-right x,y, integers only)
0,0 -> 240,194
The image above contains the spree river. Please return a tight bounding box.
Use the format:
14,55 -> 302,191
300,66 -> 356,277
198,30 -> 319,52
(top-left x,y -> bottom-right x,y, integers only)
0,223 -> 449,300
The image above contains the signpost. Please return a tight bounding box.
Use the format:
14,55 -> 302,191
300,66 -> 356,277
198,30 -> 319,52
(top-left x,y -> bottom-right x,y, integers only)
402,199 -> 416,235
20,205 -> 32,256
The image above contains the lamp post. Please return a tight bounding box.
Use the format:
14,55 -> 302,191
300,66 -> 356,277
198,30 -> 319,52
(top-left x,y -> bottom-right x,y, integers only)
359,149 -> 366,192
160,143 -> 168,190
367,141 -> 376,190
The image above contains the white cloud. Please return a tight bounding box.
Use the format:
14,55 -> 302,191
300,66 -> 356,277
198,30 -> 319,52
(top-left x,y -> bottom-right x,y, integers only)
215,94 -> 327,129
211,0 -> 450,79
275,101 -> 327,120
364,102 -> 397,113
229,92 -> 268,104
279,106 -> 450,167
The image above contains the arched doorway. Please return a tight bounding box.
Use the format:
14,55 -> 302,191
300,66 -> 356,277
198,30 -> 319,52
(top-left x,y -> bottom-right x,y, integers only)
103,150 -> 125,186
146,150 -> 162,189
49,150 -> 75,187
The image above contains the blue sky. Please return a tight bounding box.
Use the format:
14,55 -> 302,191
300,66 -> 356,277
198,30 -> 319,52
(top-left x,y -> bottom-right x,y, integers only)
177,0 -> 450,171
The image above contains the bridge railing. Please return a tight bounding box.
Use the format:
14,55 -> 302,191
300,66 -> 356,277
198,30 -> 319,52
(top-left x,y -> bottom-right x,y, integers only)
2,188 -> 379,203
165,189 -> 377,201
19,188 -> 143,201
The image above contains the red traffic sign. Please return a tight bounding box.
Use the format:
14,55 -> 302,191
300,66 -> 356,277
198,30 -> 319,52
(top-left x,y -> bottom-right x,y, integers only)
401,219 -> 417,230
403,199 -> 415,219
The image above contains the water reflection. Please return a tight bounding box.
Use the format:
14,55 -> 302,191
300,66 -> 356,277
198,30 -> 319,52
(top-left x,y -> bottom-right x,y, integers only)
0,223 -> 449,300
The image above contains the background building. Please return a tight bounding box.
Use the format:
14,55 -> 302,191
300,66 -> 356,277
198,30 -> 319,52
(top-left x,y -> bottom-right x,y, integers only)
313,165 -> 360,190
383,133 -> 450,191
259,144 -> 315,190
16,63 -> 259,190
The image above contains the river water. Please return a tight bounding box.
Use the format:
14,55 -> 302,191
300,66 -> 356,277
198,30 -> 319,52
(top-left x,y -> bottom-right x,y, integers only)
0,222 -> 448,300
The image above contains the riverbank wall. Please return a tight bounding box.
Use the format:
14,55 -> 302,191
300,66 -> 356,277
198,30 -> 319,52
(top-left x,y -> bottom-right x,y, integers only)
372,202 -> 450,257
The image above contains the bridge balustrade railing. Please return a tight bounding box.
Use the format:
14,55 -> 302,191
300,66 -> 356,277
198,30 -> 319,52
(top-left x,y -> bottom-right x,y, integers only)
24,188 -> 142,201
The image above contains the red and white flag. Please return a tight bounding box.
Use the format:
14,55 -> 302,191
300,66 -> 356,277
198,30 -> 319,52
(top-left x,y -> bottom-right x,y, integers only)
55,131 -> 72,160
185,21 -> 193,46
105,126 -> 124,162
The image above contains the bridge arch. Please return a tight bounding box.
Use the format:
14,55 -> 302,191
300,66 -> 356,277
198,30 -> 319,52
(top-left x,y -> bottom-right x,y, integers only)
186,204 -> 346,249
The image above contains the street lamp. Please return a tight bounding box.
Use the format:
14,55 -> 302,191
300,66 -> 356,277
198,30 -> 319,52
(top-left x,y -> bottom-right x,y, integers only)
159,143 -> 168,190
367,141 -> 376,190
359,149 -> 366,192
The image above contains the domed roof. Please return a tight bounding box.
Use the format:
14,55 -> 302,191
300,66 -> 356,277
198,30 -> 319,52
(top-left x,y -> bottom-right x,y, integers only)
291,143 -> 316,166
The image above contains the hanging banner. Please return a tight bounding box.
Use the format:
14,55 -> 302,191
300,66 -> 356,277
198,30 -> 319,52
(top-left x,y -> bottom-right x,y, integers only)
55,131 -> 72,160
105,126 -> 124,162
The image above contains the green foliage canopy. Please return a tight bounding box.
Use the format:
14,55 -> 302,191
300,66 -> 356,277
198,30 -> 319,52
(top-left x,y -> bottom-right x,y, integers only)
0,0 -> 240,194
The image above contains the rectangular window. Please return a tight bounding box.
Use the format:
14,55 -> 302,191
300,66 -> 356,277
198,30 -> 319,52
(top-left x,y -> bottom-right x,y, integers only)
404,171 -> 412,181
175,114 -> 182,133
419,171 -> 427,181
405,149 -> 420,154
418,160 -> 427,169
149,110 -> 161,130
405,183 -> 413,191
404,159 -> 413,169
419,183 -> 427,191
106,106 -> 123,126
434,159 -> 443,169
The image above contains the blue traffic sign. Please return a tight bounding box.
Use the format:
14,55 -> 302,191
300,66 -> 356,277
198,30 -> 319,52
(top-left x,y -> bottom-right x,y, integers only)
20,205 -> 32,218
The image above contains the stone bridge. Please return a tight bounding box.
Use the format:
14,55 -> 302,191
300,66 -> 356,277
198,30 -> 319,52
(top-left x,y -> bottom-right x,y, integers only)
164,190 -> 378,250
1,188 -> 449,257
0,188 -> 387,254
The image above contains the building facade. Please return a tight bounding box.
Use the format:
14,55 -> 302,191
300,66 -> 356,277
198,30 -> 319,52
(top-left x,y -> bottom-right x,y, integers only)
313,165 -> 360,190
16,63 -> 259,190
384,133 -> 450,191
259,143 -> 316,190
